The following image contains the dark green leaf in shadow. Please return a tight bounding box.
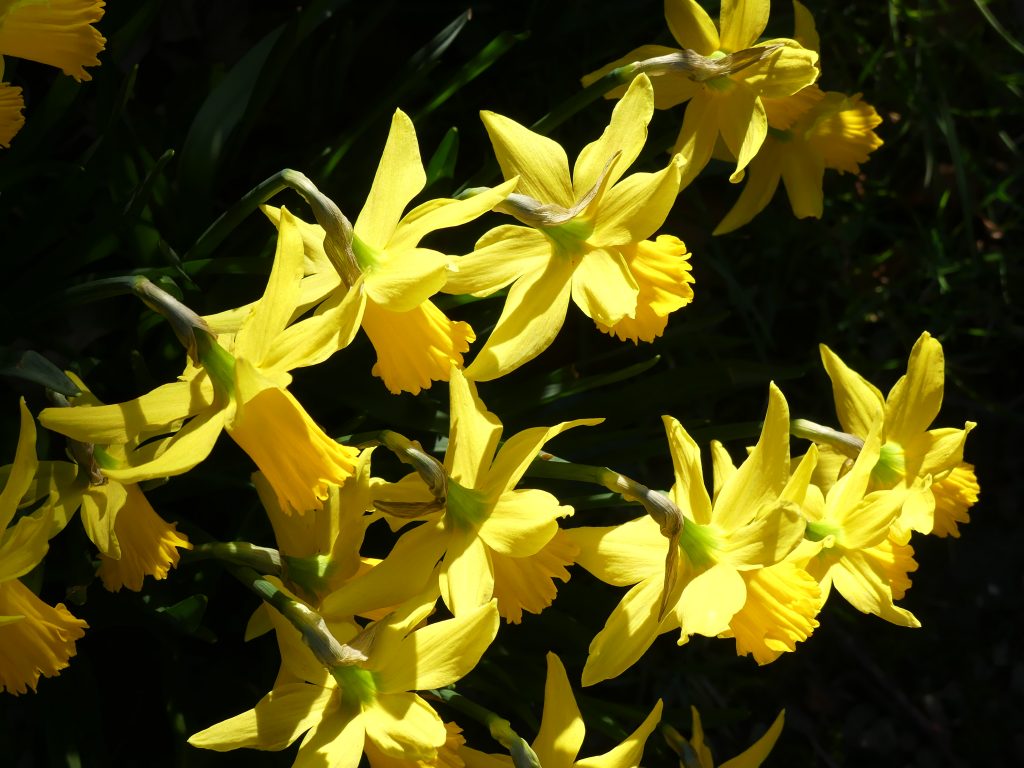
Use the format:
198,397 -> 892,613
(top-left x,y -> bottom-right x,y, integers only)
0,350 -> 81,396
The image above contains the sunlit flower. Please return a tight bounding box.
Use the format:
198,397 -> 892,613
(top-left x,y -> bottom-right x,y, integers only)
460,653 -> 662,768
0,78 -> 23,147
189,592 -> 499,767
445,74 -> 685,380
349,367 -> 599,623
583,0 -> 819,187
0,400 -> 87,695
666,706 -> 784,768
40,209 -> 360,514
567,384 -> 811,685
818,331 -> 977,540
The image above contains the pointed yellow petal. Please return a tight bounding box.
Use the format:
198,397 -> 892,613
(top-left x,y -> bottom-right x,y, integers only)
576,699 -> 663,768
566,516 -> 666,587
461,746 -> 514,768
363,693 -> 446,762
440,529 -> 494,616
79,481 -> 125,559
570,246 -> 638,327
364,248 -> 451,313
589,157 -> 683,247
819,344 -> 885,436
719,711 -> 785,768
477,488 -> 568,557
885,332 -> 944,445
792,0 -> 820,52
103,408 -> 227,484
734,43 -> 819,100
666,0 -> 720,54
355,109 -> 426,247
444,226 -> 552,297
574,74 -> 654,197
663,416 -> 713,525
779,145 -> 824,218
674,91 -> 722,188
388,178 -> 518,252
481,111 -> 573,207
235,207 -> 306,364
0,580 -> 87,695
710,440 -> 737,503
464,255 -> 574,382
718,501 -> 805,567
0,508 -> 54,582
38,375 -> 213,446
293,710 -> 364,768
0,81 -> 24,147
533,653 -> 585,768
362,299 -> 475,396
719,88 -> 767,183
581,575 -> 674,686
712,383 -> 790,530
484,418 -> 602,500
0,0 -> 105,81
830,545 -> 920,627
719,0 -> 770,51
0,399 -> 38,531
188,683 -> 336,751
446,367 -> 502,489
677,562 -> 746,637
714,143 -> 784,235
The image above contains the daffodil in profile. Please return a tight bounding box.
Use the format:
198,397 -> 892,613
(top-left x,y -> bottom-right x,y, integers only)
0,400 -> 88,695
0,74 -> 23,147
461,652 -> 663,768
818,331 -> 978,540
351,367 -> 600,623
445,74 -> 686,380
567,384 -> 813,685
582,0 -> 819,187
40,210 -> 360,515
189,591 -> 500,767
664,706 -> 784,768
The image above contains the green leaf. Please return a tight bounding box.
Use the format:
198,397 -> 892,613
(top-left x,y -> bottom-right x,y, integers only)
425,127 -> 460,188
0,350 -> 81,397
155,594 -> 210,636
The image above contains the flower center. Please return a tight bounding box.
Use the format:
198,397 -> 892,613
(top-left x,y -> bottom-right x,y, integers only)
333,665 -> 378,709
677,520 -> 720,567
444,479 -> 490,530
872,441 -> 906,487
351,233 -> 380,272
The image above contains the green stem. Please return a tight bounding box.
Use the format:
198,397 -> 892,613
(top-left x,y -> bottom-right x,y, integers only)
431,688 -> 541,768
185,542 -> 283,575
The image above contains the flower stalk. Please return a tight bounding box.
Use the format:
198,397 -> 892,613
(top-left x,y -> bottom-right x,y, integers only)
431,687 -> 541,768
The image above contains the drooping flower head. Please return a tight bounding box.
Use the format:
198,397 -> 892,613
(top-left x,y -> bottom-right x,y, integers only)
445,74 -> 688,380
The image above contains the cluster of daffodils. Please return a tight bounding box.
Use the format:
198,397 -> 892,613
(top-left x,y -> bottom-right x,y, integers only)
1,2 -> 975,767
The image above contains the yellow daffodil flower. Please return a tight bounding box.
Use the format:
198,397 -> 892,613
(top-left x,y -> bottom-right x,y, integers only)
40,209 -> 360,515
791,421 -> 920,627
0,400 -> 87,695
0,0 -> 105,146
819,331 -> 978,540
567,384 -> 814,685
461,652 -> 663,768
445,74 -> 686,380
347,367 -> 600,623
189,591 -> 499,767
263,109 -> 517,394
583,0 -> 819,187
667,706 -> 784,768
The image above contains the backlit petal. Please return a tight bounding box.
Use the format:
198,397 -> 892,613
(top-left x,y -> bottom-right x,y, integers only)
719,87 -> 767,183
719,0 -> 770,51
388,178 -> 518,252
103,408 -> 227,484
566,516 -> 666,587
571,246 -> 638,327
677,562 -> 746,637
364,248 -> 451,313
533,653 -> 585,768
734,43 -> 819,100
444,226 -> 551,297
714,141 -> 784,235
446,367 -> 502,489
481,111 -> 574,208
885,332 -> 944,445
666,0 -> 720,54
440,529 -> 494,616
363,694 -> 446,762
589,157 -> 683,247
663,416 -> 713,525
294,709 -> 365,768
819,344 -> 885,436
477,488 -> 568,557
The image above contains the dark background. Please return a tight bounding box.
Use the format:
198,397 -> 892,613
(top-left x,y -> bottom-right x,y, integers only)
1,1 -> 1021,766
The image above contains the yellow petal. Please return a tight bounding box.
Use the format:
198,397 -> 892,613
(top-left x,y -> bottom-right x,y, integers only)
589,157 -> 683,247
819,343 -> 885,436
484,417 -> 602,500
0,580 -> 87,695
0,0 -> 105,81
533,653 -> 585,768
718,501 -> 805,567
0,508 -> 53,582
830,544 -> 920,627
38,374 -> 214,446
730,563 -> 819,664
807,92 -> 883,174
364,248 -> 451,313
712,383 -> 789,530
0,81 -> 24,147
719,710 -> 785,768
677,562 -> 746,637
235,206 -> 306,364
663,416 -> 713,525
761,84 -> 825,130
97,484 -> 190,592
355,109 -> 426,247
714,141 -> 784,235
444,226 -> 552,297
103,407 -> 227,484
779,144 -> 824,218
885,332 -> 944,445
719,0 -> 770,52
718,87 -> 767,183
477,488 -> 568,557
440,529 -> 494,616
0,399 -> 38,531
574,74 -> 654,197
566,516 -> 666,587
79,481 -> 125,559
464,255 -> 574,382
481,110 -> 573,208
491,530 -> 577,624
374,600 -> 499,693
734,43 -> 819,100
293,709 -> 365,768
576,699 -> 663,768
188,683 -> 336,751
446,366 -> 502,489
666,0 -> 720,54
571,246 -> 638,327
363,693 -> 446,762
792,0 -> 820,53
581,45 -> 701,110
674,91 -> 722,188
710,440 -> 737,502
388,177 -> 518,252
581,575 -> 674,686
362,299 -> 475,396
929,463 -> 978,538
